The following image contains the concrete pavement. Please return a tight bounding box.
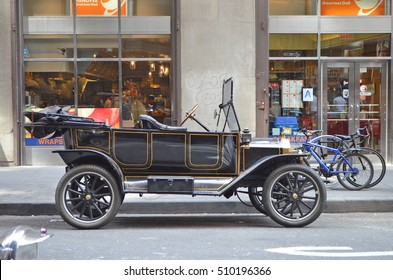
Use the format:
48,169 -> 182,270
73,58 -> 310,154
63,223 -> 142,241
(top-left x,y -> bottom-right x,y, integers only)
0,165 -> 392,216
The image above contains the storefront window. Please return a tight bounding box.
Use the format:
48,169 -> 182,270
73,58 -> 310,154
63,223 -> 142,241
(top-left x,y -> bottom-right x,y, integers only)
269,0 -> 317,15
122,35 -> 171,58
121,35 -> 171,126
21,0 -> 174,157
121,60 -> 171,126
268,60 -> 318,139
24,0 -> 72,16
127,0 -> 172,16
77,62 -> 119,107
269,34 -> 318,57
23,6 -> 172,123
77,62 -> 121,127
24,62 -> 75,108
269,0 -> 391,16
69,0 -> 171,17
320,0 -> 390,16
77,35 -> 119,58
24,35 -> 74,58
321,33 -> 391,57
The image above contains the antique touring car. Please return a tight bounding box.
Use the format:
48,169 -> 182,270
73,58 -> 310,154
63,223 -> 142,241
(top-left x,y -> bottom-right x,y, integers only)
24,78 -> 326,229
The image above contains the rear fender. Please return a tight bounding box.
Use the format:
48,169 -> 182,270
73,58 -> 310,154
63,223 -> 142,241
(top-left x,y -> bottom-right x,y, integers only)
221,154 -> 305,196
53,149 -> 124,191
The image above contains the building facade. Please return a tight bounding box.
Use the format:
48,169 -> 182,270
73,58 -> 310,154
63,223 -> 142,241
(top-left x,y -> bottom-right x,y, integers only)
1,0 -> 392,166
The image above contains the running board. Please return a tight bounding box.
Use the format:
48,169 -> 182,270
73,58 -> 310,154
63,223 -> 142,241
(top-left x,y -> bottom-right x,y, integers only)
123,176 -> 234,195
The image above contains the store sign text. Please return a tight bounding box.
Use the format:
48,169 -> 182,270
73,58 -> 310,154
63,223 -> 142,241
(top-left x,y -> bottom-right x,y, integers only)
76,0 -> 127,16
321,0 -> 385,16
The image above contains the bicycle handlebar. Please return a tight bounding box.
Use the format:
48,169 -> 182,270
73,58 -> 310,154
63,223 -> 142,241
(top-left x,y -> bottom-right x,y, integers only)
298,126 -> 370,147
299,128 -> 323,138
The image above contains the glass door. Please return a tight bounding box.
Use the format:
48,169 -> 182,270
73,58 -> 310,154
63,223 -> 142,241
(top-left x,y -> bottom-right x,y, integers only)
323,63 -> 352,136
322,62 -> 386,152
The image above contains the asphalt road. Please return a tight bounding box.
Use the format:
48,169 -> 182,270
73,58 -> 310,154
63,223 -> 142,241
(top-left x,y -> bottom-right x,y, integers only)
1,212 -> 393,260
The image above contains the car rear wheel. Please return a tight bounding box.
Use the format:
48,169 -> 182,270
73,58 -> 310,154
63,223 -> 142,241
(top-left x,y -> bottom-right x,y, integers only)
262,164 -> 326,227
55,165 -> 122,229
248,186 -> 267,215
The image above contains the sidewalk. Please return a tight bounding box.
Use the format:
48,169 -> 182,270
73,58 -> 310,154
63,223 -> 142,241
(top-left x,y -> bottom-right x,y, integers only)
0,165 -> 392,216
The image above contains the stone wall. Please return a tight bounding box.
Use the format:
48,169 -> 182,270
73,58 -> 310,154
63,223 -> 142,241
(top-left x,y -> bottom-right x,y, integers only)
0,0 -> 15,165
180,0 -> 256,132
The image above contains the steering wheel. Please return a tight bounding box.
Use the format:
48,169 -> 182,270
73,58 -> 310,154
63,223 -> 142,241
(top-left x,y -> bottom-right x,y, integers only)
180,104 -> 199,126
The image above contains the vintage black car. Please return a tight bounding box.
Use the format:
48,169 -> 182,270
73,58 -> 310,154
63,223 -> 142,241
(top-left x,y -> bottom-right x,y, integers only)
24,78 -> 326,229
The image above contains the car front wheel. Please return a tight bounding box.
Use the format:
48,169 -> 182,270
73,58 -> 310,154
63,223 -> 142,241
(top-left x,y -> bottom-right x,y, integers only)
262,164 -> 326,227
55,165 -> 122,229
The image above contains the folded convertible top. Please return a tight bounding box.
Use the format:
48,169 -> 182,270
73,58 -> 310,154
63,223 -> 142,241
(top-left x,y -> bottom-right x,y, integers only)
24,106 -> 109,139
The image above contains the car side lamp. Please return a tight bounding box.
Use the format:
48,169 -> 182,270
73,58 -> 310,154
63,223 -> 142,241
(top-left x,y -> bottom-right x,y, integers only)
241,128 -> 252,146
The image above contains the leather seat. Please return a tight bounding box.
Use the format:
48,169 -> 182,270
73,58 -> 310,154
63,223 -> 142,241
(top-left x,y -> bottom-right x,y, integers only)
138,114 -> 187,132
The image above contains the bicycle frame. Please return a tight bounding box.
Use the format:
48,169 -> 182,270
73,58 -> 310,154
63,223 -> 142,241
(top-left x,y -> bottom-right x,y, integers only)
302,140 -> 359,176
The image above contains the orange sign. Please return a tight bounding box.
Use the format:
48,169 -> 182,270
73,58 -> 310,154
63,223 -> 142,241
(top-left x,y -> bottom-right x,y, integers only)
75,0 -> 127,16
321,0 -> 385,16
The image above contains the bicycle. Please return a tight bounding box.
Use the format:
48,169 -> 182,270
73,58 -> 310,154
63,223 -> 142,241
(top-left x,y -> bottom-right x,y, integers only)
299,128 -> 374,190
309,127 -> 385,188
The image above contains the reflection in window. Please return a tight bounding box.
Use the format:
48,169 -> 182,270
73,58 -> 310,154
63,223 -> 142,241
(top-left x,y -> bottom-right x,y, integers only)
269,0 -> 317,15
321,34 -> 391,57
24,62 -> 75,108
268,60 -> 318,137
269,34 -> 317,57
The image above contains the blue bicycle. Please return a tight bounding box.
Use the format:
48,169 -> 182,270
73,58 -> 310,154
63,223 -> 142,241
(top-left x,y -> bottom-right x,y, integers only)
309,127 -> 385,188
299,129 -> 374,190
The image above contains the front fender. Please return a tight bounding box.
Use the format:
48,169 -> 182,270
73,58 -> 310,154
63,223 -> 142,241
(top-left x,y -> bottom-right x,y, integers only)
53,149 -> 124,189
220,153 -> 305,195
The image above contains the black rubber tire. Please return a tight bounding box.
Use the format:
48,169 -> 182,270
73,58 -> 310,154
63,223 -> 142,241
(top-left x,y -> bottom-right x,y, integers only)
336,153 -> 373,190
248,186 -> 267,215
55,165 -> 122,229
357,147 -> 386,188
262,164 -> 326,227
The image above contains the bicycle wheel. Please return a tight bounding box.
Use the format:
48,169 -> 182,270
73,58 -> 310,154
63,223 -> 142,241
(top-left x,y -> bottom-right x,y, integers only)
336,153 -> 374,190
357,147 -> 386,188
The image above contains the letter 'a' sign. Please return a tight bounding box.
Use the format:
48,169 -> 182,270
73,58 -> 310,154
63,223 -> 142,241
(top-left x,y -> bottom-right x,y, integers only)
303,88 -> 313,102
76,0 -> 127,16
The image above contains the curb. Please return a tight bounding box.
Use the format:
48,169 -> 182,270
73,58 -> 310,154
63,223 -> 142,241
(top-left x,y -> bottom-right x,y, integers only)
2,200 -> 393,216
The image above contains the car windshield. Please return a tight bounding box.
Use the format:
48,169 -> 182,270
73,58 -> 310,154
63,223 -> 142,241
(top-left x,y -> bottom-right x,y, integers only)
220,78 -> 241,133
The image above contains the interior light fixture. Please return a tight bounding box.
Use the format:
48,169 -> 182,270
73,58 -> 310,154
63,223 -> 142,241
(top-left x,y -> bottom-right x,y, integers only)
150,62 -> 155,72
130,61 -> 136,70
